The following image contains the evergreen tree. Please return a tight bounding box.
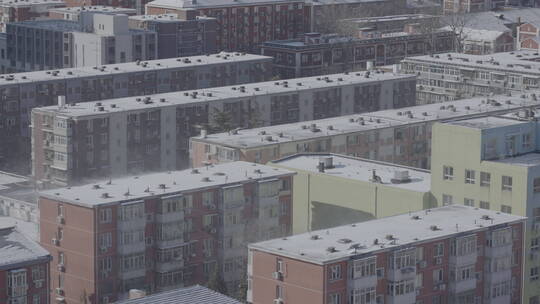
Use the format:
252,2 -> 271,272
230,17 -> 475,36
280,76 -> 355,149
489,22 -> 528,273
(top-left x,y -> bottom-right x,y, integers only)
211,108 -> 233,133
206,266 -> 228,295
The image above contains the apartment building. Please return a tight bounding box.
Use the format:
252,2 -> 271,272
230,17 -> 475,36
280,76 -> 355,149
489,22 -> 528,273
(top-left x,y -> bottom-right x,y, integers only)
38,161 -> 294,303
268,153 -> 433,234
248,205 -> 526,304
340,14 -> 440,33
0,224 -> 52,304
5,12 -> 157,73
261,31 -> 455,79
49,6 -> 138,21
402,51 -> 540,104
0,52 -> 271,175
190,93 -> 540,170
31,71 -> 415,186
430,113 -> 540,303
128,14 -> 218,58
116,285 -> 241,303
0,0 -> 65,32
145,0 -> 307,52
442,0 -> 505,14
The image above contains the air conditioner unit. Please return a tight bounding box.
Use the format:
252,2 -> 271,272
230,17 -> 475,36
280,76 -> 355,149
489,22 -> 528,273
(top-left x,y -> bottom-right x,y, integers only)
210,228 -> 217,234
55,288 -> 64,296
435,257 -> 442,265
272,271 -> 283,280
438,283 -> 446,291
56,216 -> 65,225
52,238 -> 59,246
56,297 -> 66,304
273,299 -> 283,304
34,280 -> 43,288
57,264 -> 65,272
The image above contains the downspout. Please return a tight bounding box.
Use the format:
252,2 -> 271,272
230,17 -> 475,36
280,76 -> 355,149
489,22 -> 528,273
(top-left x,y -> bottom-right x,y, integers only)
307,173 -> 311,232
374,185 -> 378,218
94,207 -> 98,303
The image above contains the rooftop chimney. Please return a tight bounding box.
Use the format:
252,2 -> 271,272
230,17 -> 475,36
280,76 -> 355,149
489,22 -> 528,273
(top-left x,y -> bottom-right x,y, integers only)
58,95 -> 66,109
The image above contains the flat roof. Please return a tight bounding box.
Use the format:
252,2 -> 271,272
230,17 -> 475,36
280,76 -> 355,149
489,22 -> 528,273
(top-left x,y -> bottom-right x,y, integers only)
146,0 -> 299,9
403,52 -> 540,75
271,154 -> 430,192
0,52 -> 270,86
39,161 -> 294,207
33,71 -> 414,118
129,13 -> 180,21
489,152 -> 540,167
0,171 -> 28,188
192,93 -> 540,149
447,116 -> 525,129
342,14 -> 435,24
0,0 -> 64,7
249,205 -> 525,265
116,285 -> 241,304
0,224 -> 50,270
49,5 -> 137,13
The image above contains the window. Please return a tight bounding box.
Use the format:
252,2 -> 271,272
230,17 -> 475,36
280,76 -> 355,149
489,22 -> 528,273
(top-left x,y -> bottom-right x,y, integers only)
416,247 -> 424,261
158,270 -> 183,287
434,243 -> 444,257
275,285 -> 283,299
523,133 -> 532,149
501,205 -> 512,214
443,166 -> 454,180
329,293 -> 342,304
353,257 -> 376,278
455,235 -> 476,256
202,191 -> 215,207
457,265 -> 474,281
32,265 -> 45,281
7,270 -> 27,297
465,169 -> 475,184
502,176 -> 512,191
276,258 -> 284,273
393,249 -> 416,269
99,208 -> 112,223
259,180 -> 280,197
99,232 -> 112,248
492,228 -> 512,247
531,267 -> 539,282
531,237 -> 540,251
480,201 -> 490,210
416,272 -> 423,288
118,203 -> 144,221
491,280 -> 510,298
480,172 -> 491,187
57,227 -> 63,240
387,279 -> 415,296
442,194 -> 453,206
330,264 -> 342,280
352,287 -> 375,304
120,253 -> 144,272
534,178 -> 540,193
464,198 -> 474,207
433,268 -> 443,282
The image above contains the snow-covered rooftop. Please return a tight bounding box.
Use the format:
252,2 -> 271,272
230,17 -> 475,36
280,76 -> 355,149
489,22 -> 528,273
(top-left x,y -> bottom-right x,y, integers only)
192,93 -> 540,149
39,161 -> 295,207
0,52 -> 270,86
271,154 -> 430,192
249,205 -> 525,265
403,51 -> 540,75
33,71 -> 414,118
0,0 -> 63,7
49,5 -> 136,13
146,0 -> 298,9
447,116 -> 525,129
489,152 -> 540,167
0,224 -> 50,270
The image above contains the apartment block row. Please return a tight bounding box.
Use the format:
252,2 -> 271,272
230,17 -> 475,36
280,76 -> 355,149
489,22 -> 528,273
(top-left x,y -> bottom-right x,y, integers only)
30,71 -> 416,186
38,161 -> 294,303
261,29 -> 455,79
0,51 -> 271,174
190,92 -> 540,170
248,205 -> 525,304
0,224 -> 52,304
402,51 -> 540,104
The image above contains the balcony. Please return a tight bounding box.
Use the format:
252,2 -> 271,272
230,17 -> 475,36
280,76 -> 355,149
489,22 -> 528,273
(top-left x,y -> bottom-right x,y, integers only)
117,241 -> 145,255
387,266 -> 416,281
156,237 -> 185,249
118,218 -> 146,231
155,211 -> 183,223
449,278 -> 476,294
155,259 -> 184,273
449,252 -> 477,267
119,268 -> 146,280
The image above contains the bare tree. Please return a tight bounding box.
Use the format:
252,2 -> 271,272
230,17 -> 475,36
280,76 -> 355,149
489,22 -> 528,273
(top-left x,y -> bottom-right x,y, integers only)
441,12 -> 472,53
